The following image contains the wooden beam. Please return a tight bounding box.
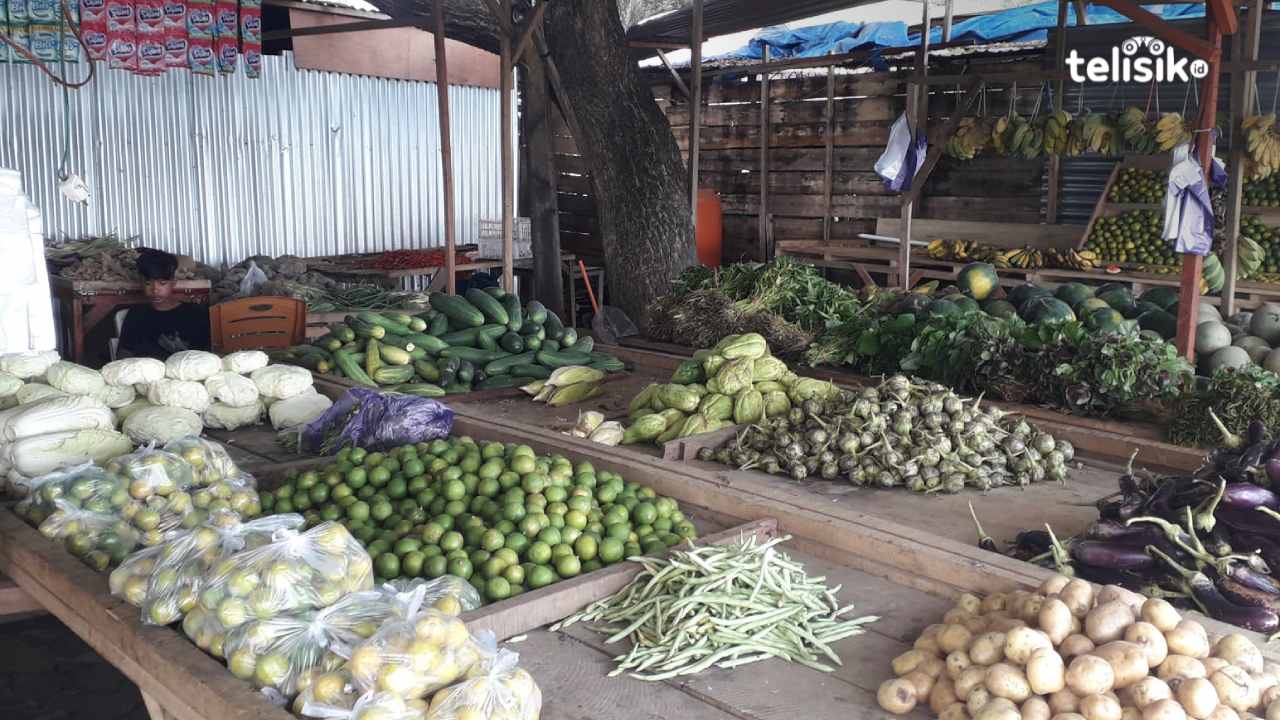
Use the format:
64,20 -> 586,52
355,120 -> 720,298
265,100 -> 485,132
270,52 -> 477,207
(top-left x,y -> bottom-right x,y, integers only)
1206,0 -> 1239,35
434,1 -> 458,295
1047,0 -> 1069,223
655,49 -> 690,100
480,0 -> 510,33
1221,0 -> 1264,316
1093,0 -> 1219,61
261,17 -> 428,41
500,0 -> 515,292
628,40 -> 687,50
758,44 -> 771,261
901,0 -> 931,290
1073,0 -> 1087,25
0,577 -> 41,618
689,0 -> 703,231
822,59 -> 836,244
903,77 -> 982,206
511,0 -> 548,63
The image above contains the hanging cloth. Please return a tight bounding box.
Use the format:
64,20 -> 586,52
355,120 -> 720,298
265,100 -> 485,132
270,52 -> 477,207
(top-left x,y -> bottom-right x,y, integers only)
1161,143 -> 1214,256
875,113 -> 927,192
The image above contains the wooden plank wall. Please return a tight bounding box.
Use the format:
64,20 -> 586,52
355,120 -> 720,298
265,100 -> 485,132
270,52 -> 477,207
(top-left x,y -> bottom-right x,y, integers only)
552,57 -> 1049,262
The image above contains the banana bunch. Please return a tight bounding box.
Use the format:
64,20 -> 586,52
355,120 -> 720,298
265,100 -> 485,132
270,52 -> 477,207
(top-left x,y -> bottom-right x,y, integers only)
1117,106 -> 1159,154
945,116 -> 993,160
1202,252 -> 1225,294
926,238 -> 975,261
1244,114 -> 1280,180
1239,235 -> 1265,279
1155,112 -> 1192,152
991,114 -> 1015,156
997,246 -> 1045,269
1072,113 -> 1122,156
1045,248 -> 1100,271
1042,110 -> 1072,155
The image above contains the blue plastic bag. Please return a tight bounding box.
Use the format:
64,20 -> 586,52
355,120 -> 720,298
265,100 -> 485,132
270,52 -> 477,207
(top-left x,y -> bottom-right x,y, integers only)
301,389 -> 454,454
1162,143 -> 1214,256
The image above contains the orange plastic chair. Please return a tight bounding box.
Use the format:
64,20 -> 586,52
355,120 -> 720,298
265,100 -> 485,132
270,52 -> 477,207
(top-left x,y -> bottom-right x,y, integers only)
210,296 -> 306,352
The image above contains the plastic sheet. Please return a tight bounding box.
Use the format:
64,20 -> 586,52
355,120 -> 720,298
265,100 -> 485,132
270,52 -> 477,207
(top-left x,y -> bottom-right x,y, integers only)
301,389 -> 453,455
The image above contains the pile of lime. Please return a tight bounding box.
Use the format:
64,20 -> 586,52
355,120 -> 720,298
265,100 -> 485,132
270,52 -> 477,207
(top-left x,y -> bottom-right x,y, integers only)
1107,167 -> 1166,204
259,437 -> 698,603
1245,175 -> 1280,207
1084,209 -> 1173,266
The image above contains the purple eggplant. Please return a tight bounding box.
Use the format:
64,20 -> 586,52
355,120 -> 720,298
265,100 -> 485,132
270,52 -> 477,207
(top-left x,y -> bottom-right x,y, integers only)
1268,457 -> 1280,488
1070,540 -> 1158,571
1231,532 -> 1280,574
1188,573 -> 1280,632
1215,507 -> 1280,538
1216,576 -> 1280,612
1086,521 -> 1165,546
1071,562 -> 1156,591
1221,483 -> 1280,510
1206,560 -> 1280,596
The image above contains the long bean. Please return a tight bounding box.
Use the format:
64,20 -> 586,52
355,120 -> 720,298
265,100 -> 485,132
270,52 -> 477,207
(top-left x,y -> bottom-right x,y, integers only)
551,534 -> 878,681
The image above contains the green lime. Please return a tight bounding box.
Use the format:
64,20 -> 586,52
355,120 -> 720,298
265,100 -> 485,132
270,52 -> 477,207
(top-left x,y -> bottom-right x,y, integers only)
606,522 -> 630,540
522,474 -> 547,494
375,552 -> 400,579
504,532 -> 530,556
440,531 -> 464,552
599,537 -> 624,564
446,557 -> 473,580
526,541 -> 552,565
564,510 -> 588,530
528,565 -> 556,589
401,551 -> 425,577
486,577 -> 512,601
482,556 -> 508,579
537,527 -> 562,546
421,522 -> 445,545
555,555 -> 582,578
510,455 -> 535,475
560,526 -> 582,546
481,529 -> 505,552
574,535 -> 599,561
346,501 -> 370,523
633,502 -> 657,525
425,555 -> 448,578
403,459 -> 425,477
393,538 -> 422,555
369,467 -> 391,486
544,486 -> 568,503
346,467 -> 367,488
386,478 -> 407,499
502,563 -> 525,586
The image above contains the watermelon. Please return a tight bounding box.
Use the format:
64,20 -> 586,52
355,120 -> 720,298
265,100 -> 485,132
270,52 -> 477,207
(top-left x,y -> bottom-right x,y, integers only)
1076,297 -> 1111,314
1195,321 -> 1232,358
1133,301 -> 1163,317
1022,296 -> 1076,324
1205,346 -> 1251,374
1096,282 -> 1130,299
1266,348 -> 1280,374
982,299 -> 1018,320
1233,335 -> 1271,363
1085,307 -> 1125,333
1249,302 -> 1280,345
1055,283 -> 1095,309
926,299 -> 962,318
951,296 -> 981,315
891,293 -> 933,317
1007,284 -> 1052,309
1140,287 -> 1180,310
1138,310 -> 1177,339
957,263 -> 999,301
1097,286 -> 1136,313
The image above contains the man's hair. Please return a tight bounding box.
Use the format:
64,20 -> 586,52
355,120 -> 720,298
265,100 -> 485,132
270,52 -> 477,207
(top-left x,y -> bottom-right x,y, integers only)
137,248 -> 178,281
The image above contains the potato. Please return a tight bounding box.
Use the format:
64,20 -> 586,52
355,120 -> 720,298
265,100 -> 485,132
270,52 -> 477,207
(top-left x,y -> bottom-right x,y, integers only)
917,633 -> 943,655
1167,621 -> 1211,659
1082,693 -> 1124,720
982,593 -> 1010,614
1007,626 -> 1054,664
957,593 -> 982,614
1126,622 -> 1170,669
969,687 -> 994,717
1087,602 -> 1138,644
977,699 -> 1023,720
930,676 -> 960,714
918,656 -> 946,679
894,649 -> 930,676
941,625 -> 976,654
903,669 -> 934,698
1041,574 -> 1073,596
1054,714 -> 1089,720
1143,699 -> 1189,720
1213,635 -> 1263,676
1024,696 -> 1053,720
946,608 -> 979,626
1159,656 -> 1209,682
987,662 -> 1033,702
948,650 -> 973,678
1142,599 -> 1182,633
1069,655 -> 1117,696
1211,666 -> 1259,713
1095,641 -> 1153,689
1267,700 -> 1280,720
1204,658 -> 1231,677
1060,580 -> 1097,618
1262,686 -> 1280,708
1207,707 -> 1241,720
990,616 -> 1029,633
964,614 -> 992,634
1257,674 -> 1278,694
1129,677 -> 1173,709
1098,585 -> 1147,613
941,703 -> 969,720
1042,598 -> 1076,645
1050,689 -> 1082,714
957,666 -> 989,700
1062,635 -> 1099,659
1176,677 -> 1221,719
970,632 -> 1008,666
1029,647 -> 1069,695
1124,708 -> 1146,720
878,677 -> 919,715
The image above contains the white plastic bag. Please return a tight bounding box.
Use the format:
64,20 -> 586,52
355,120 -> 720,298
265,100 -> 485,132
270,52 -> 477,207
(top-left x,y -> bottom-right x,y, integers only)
147,378 -> 212,413
237,261 -> 270,298
165,350 -> 223,382
346,609 -> 481,699
114,398 -> 155,424
205,371 -> 261,407
252,365 -> 315,400
270,393 -> 332,430
163,436 -> 241,485
223,350 -> 270,374
1162,142 -> 1214,255
425,647 -> 541,720
45,361 -> 106,395
123,406 -> 204,445
0,370 -> 23,397
109,543 -> 166,606
305,691 -> 426,720
875,112 -> 927,192
101,357 -> 166,387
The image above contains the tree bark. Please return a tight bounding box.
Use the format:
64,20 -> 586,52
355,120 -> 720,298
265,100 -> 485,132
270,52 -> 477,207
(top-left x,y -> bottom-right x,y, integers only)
520,47 -> 565,317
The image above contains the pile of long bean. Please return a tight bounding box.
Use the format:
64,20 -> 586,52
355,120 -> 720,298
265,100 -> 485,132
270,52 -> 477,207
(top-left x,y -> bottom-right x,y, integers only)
550,534 -> 878,681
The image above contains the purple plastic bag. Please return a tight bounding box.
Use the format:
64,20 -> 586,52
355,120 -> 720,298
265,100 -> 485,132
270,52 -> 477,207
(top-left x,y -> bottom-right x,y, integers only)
301,389 -> 454,454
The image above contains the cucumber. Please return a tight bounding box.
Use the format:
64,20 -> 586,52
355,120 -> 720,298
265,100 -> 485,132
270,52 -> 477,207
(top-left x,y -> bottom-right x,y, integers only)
440,347 -> 509,364
519,323 -> 545,339
590,357 -> 626,373
499,332 -> 525,354
390,383 -> 446,398
428,313 -> 450,336
365,339 -> 383,377
414,359 -> 442,382
331,324 -> 356,343
349,352 -> 366,365
444,383 -> 471,395
408,317 -> 428,333
544,310 -> 565,342
570,336 -> 595,353
475,375 -> 527,390
542,339 -> 561,352
347,316 -> 386,340
485,351 -> 537,376
477,331 -> 497,352
440,370 -> 456,387
294,355 -> 332,374
378,344 -> 412,366
387,312 -> 414,327
372,365 -> 415,385
315,334 -> 342,352
430,293 -> 484,328
340,341 -> 361,353
334,350 -> 376,387
408,347 -> 427,360
524,335 -> 543,352
483,287 -> 507,298
439,327 -> 483,347
535,350 -> 593,368
456,360 -> 475,385
509,364 -> 551,380
379,334 -> 416,352
500,294 -> 522,332
526,301 -> 548,326
466,288 -> 509,326
406,333 -> 449,355
561,327 -> 579,346
358,311 -> 413,336
441,357 -> 461,374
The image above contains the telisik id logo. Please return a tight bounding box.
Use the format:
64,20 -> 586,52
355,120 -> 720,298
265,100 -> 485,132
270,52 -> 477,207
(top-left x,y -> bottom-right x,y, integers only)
1066,36 -> 1211,83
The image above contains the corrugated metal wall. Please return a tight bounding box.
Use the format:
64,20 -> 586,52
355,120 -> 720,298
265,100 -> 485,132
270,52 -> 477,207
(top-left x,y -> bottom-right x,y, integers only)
0,52 -> 502,266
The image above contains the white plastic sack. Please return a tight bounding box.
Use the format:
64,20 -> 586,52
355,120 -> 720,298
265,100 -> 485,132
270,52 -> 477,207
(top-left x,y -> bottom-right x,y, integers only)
203,401 -> 264,431
0,371 -> 22,397
147,378 -> 212,414
123,406 -> 203,445
251,365 -> 314,400
91,383 -> 137,409
46,361 -> 106,395
0,349 -> 59,379
165,350 -> 223,382
204,372 -> 260,408
222,350 -> 269,374
5,429 -> 132,478
15,382 -> 66,405
114,399 -> 154,424
3,395 -> 114,441
269,393 -> 332,431
101,357 -> 166,387
236,261 -> 269,298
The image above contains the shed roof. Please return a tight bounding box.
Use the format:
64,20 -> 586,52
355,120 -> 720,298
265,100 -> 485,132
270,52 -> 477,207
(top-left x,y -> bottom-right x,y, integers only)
627,0 -> 882,44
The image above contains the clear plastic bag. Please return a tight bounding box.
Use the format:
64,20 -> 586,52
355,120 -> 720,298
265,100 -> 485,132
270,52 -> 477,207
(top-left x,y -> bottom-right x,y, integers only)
380,576 -> 482,618
109,543 -> 166,606
346,609 -> 481,700
96,445 -> 202,545
293,669 -> 361,718
162,436 -> 241,486
38,499 -> 141,570
136,510 -> 305,626
13,461 -> 123,524
189,472 -> 262,524
305,690 -> 428,720
426,648 -> 541,720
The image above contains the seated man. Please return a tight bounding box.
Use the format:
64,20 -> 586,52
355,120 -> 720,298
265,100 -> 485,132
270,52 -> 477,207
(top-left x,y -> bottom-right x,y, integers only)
118,249 -> 211,359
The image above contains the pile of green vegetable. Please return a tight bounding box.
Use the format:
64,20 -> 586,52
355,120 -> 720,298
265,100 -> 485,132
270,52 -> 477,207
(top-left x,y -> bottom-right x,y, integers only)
259,436 -> 698,602
274,287 -> 624,395
699,374 -> 1072,491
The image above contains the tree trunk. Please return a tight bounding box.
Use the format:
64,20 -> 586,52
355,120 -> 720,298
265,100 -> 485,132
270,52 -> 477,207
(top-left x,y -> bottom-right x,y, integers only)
520,48 -> 565,318
542,0 -> 696,325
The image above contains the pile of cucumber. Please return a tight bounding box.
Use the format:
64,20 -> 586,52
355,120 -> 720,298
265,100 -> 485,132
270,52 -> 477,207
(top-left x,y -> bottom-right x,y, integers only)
276,287 -> 625,395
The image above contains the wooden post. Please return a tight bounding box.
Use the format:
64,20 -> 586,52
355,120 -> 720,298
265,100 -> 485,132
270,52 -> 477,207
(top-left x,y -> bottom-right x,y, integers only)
1046,0 -> 1068,223
942,0 -> 954,42
433,1 -> 457,295
500,1 -> 515,292
689,0 -> 703,231
1222,0 -> 1264,317
900,0 -> 930,290
522,45 -> 564,316
655,49 -> 690,99
822,58 -> 836,244
758,44 -> 770,261
1175,16 -> 1224,359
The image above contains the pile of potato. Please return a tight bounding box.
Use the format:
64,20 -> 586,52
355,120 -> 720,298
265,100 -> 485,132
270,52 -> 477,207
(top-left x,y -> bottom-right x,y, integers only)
879,575 -> 1279,720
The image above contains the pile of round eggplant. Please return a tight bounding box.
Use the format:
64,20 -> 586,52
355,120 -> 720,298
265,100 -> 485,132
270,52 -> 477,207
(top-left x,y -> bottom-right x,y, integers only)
1005,420 -> 1280,634
695,375 -> 1073,493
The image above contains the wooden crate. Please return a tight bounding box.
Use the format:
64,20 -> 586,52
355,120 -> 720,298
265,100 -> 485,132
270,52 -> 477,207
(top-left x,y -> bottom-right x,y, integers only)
1079,154 -> 1169,250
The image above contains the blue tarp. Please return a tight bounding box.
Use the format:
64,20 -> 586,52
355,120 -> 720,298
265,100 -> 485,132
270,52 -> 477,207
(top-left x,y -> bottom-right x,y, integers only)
718,1 -> 1214,62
